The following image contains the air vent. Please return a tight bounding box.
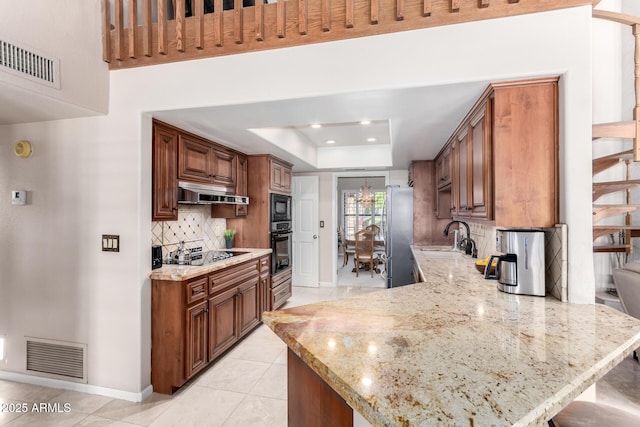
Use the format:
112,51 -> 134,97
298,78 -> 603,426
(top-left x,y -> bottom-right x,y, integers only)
25,337 -> 87,383
0,40 -> 60,88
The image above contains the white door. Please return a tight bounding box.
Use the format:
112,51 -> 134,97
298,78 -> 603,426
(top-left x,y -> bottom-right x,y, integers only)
292,176 -> 319,287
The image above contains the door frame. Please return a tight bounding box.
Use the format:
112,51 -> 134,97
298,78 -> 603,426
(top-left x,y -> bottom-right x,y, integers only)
330,171 -> 390,287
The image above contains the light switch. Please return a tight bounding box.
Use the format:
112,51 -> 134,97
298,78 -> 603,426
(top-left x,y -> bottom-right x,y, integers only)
102,235 -> 120,252
11,190 -> 26,205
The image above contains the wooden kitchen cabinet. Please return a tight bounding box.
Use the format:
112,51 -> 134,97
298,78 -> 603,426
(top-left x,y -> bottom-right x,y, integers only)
152,121 -> 178,221
435,146 -> 451,189
271,268 -> 292,310
178,135 -> 236,191
436,77 -> 558,228
235,154 -> 248,216
151,255 -> 267,394
270,157 -> 292,194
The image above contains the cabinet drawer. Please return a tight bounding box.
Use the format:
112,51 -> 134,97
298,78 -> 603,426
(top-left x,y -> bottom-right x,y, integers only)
272,278 -> 292,310
259,256 -> 270,274
209,261 -> 259,294
186,277 -> 208,304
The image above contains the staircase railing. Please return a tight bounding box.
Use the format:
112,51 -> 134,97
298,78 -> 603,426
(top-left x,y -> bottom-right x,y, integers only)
102,0 -> 600,70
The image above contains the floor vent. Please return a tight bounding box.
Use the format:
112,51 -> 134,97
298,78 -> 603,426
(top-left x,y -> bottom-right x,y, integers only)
0,39 -> 60,88
25,337 -> 87,383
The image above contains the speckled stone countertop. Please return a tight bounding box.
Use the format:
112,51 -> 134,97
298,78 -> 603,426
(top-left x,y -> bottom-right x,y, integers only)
149,248 -> 271,281
262,246 -> 640,427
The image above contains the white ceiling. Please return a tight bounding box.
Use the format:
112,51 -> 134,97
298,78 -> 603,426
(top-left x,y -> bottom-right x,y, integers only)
152,80 -> 492,172
1,79 -> 492,172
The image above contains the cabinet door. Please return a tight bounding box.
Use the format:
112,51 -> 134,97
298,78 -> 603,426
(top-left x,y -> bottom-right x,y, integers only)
211,148 -> 236,189
282,166 -> 292,192
259,273 -> 270,318
186,301 -> 208,379
178,135 -> 213,183
209,287 -> 239,360
235,154 -> 248,217
470,102 -> 492,218
238,279 -> 260,337
270,159 -> 284,191
457,131 -> 469,215
435,147 -> 451,189
152,124 -> 178,221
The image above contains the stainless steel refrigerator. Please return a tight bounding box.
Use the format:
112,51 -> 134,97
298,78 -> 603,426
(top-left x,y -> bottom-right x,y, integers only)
382,185 -> 414,288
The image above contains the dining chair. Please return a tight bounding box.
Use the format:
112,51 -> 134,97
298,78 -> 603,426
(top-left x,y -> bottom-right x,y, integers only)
365,224 -> 381,237
354,229 -> 376,277
339,226 -> 355,267
612,260 -> 640,361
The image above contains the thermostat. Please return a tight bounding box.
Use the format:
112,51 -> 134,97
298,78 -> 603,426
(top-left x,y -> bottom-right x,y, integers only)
12,190 -> 26,205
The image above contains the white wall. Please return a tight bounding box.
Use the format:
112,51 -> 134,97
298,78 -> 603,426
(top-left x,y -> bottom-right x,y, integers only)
0,0 -> 109,118
0,6 -> 594,397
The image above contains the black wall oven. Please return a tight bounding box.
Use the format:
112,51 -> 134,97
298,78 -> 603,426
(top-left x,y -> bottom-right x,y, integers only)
271,193 -> 292,223
271,221 -> 292,274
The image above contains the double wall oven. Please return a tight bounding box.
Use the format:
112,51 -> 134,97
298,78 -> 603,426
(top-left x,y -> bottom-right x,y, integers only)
270,193 -> 292,274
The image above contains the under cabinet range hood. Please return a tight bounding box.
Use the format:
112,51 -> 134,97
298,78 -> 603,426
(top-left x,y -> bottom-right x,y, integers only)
178,181 -> 249,205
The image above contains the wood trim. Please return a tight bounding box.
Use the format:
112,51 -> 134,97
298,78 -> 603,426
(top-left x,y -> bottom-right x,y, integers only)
234,0 -> 244,44
106,0 -> 600,69
128,0 -> 137,58
480,0 -> 489,8
142,0 -> 153,56
101,0 -> 111,62
195,0 -> 205,49
277,0 -> 286,38
371,0 -> 379,24
176,0 -> 186,51
593,9 -> 640,26
423,0 -> 432,16
451,0 -> 460,12
346,0 -> 354,28
322,0 -> 331,32
214,0 -> 224,46
255,1 -> 265,41
299,0 -> 308,35
158,0 -> 168,54
114,0 -> 123,61
396,0 -> 405,21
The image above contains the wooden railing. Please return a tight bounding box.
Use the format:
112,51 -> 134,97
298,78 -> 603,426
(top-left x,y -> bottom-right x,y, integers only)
103,0 -> 600,69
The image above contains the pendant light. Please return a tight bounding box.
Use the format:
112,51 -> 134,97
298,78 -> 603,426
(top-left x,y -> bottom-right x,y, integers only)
358,178 -> 374,206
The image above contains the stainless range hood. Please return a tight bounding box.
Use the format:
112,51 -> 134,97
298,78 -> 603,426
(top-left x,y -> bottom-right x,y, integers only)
178,181 -> 249,205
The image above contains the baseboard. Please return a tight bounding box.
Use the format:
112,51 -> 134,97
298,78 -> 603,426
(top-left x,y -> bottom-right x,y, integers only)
0,370 -> 153,402
319,281 -> 335,288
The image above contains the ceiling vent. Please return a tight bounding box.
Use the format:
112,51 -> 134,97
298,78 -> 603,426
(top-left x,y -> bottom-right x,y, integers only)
25,337 -> 87,383
0,39 -> 60,89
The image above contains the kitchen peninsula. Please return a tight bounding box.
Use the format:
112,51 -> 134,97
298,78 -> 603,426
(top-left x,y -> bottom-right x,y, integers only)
262,248 -> 640,426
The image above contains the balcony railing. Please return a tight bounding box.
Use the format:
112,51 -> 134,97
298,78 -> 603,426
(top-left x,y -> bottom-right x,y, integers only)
102,0 -> 599,70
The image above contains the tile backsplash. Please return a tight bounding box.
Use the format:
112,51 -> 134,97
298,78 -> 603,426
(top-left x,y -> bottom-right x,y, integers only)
152,205 -> 227,255
468,222 -> 568,302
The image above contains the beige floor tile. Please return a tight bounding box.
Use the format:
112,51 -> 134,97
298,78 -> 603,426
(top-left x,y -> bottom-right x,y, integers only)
148,386 -> 244,427
196,358 -> 270,393
273,348 -> 287,366
92,393 -> 173,426
2,409 -> 88,426
249,364 -> 287,400
225,337 -> 286,364
72,415 -> 141,426
0,381 -> 65,403
221,395 -> 286,427
0,398 -> 27,426
47,390 -> 112,415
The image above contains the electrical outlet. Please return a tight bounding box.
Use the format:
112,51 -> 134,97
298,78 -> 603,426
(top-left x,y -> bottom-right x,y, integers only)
102,235 -> 120,252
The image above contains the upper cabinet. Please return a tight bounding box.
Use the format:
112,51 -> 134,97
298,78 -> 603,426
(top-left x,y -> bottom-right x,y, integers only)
152,122 -> 178,221
152,119 -> 248,221
178,135 -> 236,191
269,157 -> 292,194
434,77 -> 558,228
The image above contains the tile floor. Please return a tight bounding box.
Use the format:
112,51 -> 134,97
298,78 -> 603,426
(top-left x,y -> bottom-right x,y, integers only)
0,283 -> 639,426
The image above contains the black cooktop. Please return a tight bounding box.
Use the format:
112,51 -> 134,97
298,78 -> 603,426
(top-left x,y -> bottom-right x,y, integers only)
189,250 -> 234,266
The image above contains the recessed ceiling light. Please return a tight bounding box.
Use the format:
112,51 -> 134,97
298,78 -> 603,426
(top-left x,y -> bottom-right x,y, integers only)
367,137 -> 377,142
311,124 -> 322,129
325,139 -> 336,144
360,120 -> 371,125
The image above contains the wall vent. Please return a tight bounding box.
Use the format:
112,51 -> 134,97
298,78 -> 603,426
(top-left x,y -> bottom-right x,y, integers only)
25,337 -> 87,383
0,39 -> 60,88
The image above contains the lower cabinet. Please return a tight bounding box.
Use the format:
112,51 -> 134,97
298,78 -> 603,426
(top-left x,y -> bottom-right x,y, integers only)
272,268 -> 292,310
151,255 -> 270,394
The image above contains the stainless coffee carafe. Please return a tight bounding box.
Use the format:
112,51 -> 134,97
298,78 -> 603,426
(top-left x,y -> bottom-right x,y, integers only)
484,229 -> 545,297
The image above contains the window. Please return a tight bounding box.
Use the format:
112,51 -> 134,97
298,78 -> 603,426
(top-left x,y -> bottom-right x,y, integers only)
342,190 -> 386,240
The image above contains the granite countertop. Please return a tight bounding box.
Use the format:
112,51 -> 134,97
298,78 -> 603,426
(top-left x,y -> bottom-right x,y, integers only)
262,245 -> 640,427
149,248 -> 272,281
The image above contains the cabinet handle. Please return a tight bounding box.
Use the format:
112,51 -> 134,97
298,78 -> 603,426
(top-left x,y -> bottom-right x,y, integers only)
204,308 -> 209,313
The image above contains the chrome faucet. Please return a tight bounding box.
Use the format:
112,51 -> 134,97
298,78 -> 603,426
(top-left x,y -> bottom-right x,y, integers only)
443,220 -> 476,257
